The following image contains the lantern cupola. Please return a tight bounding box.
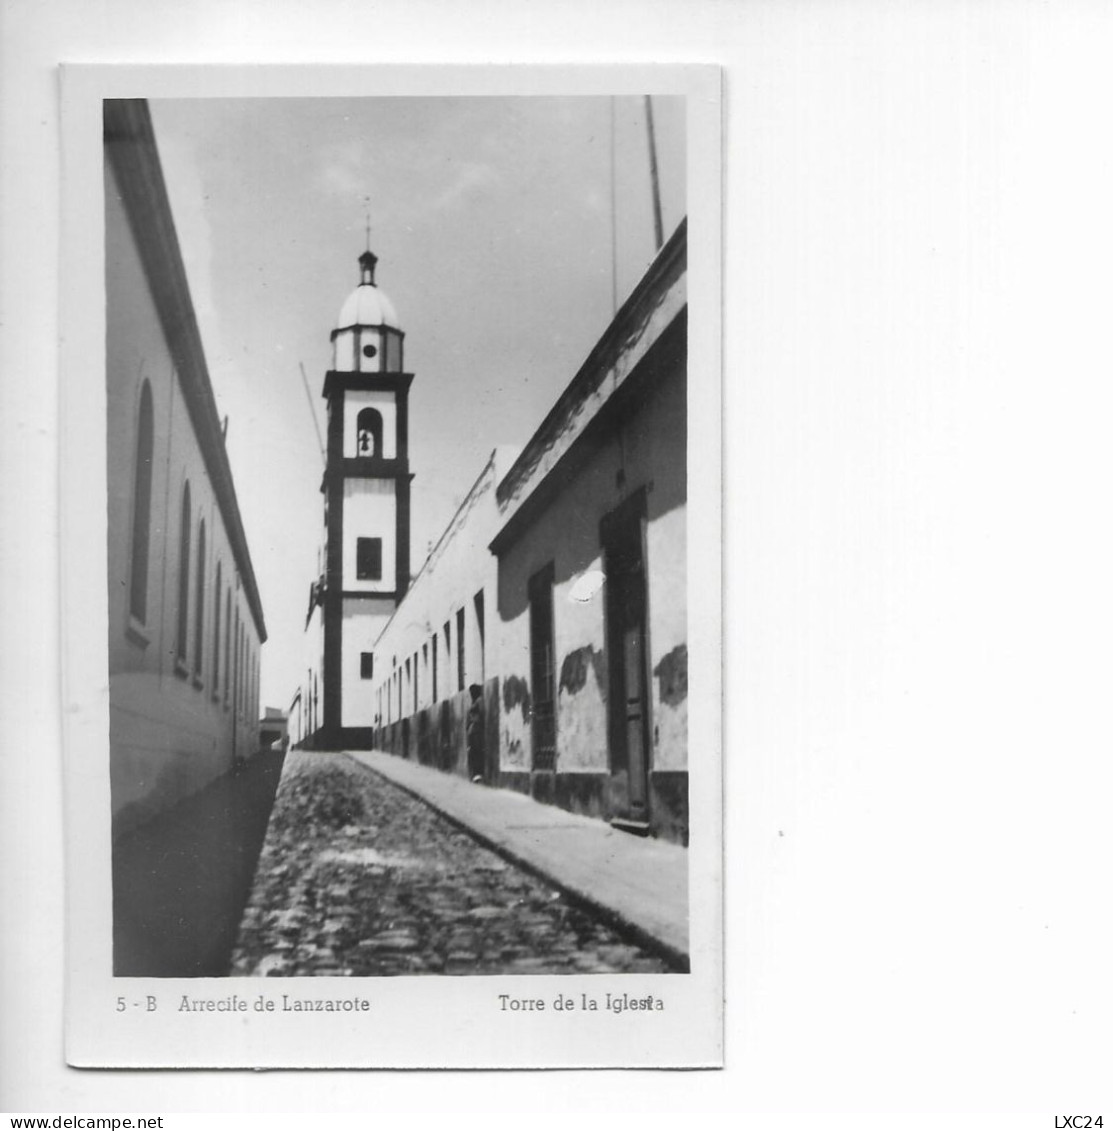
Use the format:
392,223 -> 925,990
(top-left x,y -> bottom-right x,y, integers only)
331,249 -> 404,373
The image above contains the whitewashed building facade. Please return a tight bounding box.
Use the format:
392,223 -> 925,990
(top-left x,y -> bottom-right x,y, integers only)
351,221 -> 690,843
105,100 -> 266,838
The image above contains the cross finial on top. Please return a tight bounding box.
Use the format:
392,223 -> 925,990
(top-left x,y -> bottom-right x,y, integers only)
358,198 -> 378,284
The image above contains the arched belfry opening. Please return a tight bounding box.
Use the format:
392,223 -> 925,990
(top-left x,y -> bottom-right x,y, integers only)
356,407 -> 384,458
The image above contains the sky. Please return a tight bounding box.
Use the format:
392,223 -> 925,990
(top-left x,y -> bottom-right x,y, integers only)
149,95 -> 686,714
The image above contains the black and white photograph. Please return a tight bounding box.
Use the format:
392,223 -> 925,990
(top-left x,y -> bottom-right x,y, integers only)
10,0 -> 1113,1118
61,66 -> 723,1068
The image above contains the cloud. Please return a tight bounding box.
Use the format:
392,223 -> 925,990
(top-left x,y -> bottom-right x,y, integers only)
429,161 -> 498,212
317,139 -> 374,201
582,186 -> 606,213
314,132 -> 499,225
320,161 -> 365,199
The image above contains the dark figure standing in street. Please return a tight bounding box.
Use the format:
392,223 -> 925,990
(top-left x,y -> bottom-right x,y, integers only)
466,683 -> 485,783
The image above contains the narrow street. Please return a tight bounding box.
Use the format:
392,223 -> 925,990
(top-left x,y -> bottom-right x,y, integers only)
112,749 -> 285,977
231,752 -> 678,976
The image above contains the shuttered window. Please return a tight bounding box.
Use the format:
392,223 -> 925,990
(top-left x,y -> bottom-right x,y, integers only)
356,537 -> 382,581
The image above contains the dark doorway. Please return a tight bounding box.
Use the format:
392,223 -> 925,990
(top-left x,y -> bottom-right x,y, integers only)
602,490 -> 651,826
528,563 -> 557,771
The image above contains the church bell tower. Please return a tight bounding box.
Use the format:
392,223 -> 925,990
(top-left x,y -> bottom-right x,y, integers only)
319,247 -> 413,745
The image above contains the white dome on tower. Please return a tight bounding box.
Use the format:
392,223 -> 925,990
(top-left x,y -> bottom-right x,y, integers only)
331,248 -> 406,374
337,284 -> 400,329
336,249 -> 401,330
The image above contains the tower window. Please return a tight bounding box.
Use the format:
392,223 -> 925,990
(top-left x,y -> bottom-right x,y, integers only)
361,652 -> 374,680
355,407 -> 383,458
362,343 -> 377,359
356,537 -> 382,580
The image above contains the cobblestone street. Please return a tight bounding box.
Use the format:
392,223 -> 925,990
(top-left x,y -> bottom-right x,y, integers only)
231,752 -> 677,977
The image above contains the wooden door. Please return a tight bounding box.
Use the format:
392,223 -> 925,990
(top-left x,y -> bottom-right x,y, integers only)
603,491 -> 651,824
529,564 -> 557,771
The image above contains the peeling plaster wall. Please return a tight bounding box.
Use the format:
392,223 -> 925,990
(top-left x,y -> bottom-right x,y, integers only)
363,229 -> 688,840
647,504 -> 688,771
626,370 -> 688,772
557,644 -> 609,770
496,544 -> 611,775
500,674 -> 531,770
495,360 -> 687,780
369,447 -> 517,725
552,570 -> 608,772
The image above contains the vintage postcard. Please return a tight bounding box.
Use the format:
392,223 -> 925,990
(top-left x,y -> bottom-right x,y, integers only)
60,64 -> 722,1068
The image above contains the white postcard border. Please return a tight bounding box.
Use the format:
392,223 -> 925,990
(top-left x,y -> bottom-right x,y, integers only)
60,62 -> 722,1069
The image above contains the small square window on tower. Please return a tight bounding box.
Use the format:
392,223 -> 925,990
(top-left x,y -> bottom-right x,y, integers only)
356,537 -> 382,580
360,652 -> 374,680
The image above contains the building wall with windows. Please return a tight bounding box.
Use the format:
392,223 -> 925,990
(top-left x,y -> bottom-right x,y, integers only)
367,446 -> 518,775
490,222 -> 688,842
297,531 -> 326,750
105,100 -> 266,839
358,222 -> 689,843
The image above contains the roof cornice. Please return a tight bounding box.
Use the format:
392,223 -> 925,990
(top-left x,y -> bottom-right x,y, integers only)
105,99 -> 267,642
496,218 -> 687,511
490,218 -> 687,554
